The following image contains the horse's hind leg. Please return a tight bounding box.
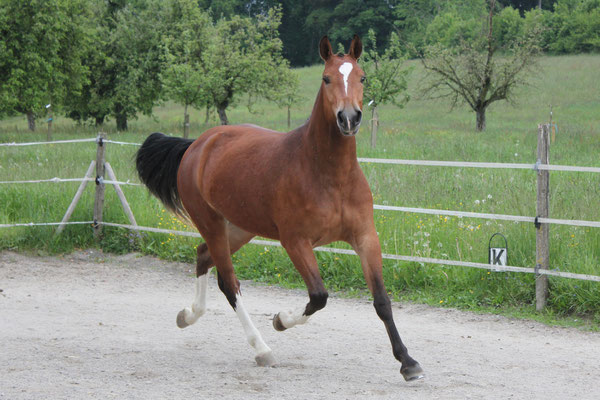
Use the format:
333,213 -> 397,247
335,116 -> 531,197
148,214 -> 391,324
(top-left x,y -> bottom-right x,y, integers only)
176,223 -> 254,329
215,270 -> 275,366
205,222 -> 275,367
176,243 -> 213,328
273,239 -> 328,331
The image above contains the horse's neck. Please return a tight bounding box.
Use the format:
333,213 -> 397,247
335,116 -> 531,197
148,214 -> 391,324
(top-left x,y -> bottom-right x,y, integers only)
300,89 -> 358,180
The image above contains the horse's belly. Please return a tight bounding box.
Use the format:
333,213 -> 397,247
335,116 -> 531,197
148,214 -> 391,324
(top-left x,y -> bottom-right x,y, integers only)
205,185 -> 280,239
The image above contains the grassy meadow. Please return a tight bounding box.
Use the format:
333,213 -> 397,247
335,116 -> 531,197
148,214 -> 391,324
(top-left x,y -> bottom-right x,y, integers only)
1,55 -> 599,326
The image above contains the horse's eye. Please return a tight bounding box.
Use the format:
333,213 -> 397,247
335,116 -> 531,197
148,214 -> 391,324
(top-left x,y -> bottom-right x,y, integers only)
360,76 -> 366,83
323,76 -> 330,84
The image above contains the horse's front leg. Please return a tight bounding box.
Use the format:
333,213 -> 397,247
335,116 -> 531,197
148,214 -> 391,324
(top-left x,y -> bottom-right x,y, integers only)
352,231 -> 424,381
273,239 -> 328,331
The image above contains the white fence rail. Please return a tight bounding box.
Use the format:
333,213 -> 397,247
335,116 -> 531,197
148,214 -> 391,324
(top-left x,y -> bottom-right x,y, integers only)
358,157 -> 600,173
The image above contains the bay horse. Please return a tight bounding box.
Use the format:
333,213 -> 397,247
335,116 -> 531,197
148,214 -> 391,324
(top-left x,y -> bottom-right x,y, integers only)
136,35 -> 423,381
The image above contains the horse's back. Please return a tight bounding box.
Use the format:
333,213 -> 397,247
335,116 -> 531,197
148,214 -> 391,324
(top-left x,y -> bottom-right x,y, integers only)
194,124 -> 284,150
186,124 -> 289,171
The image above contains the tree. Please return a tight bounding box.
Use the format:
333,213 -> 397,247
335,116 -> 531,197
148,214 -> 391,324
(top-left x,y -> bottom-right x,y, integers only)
548,0 -> 600,53
63,0 -> 113,127
161,0 -> 212,138
202,6 -> 293,125
497,0 -> 557,12
361,29 -> 411,148
393,0 -> 442,56
327,0 -> 396,51
108,0 -> 166,130
267,70 -> 302,129
0,0 -> 90,132
65,0 -> 166,131
420,0 -> 543,131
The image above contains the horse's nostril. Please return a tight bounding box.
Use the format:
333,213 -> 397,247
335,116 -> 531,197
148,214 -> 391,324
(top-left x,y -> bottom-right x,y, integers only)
337,111 -> 344,125
355,110 -> 362,124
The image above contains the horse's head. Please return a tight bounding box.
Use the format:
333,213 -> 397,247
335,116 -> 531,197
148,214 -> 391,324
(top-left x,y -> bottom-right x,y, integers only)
319,35 -> 364,137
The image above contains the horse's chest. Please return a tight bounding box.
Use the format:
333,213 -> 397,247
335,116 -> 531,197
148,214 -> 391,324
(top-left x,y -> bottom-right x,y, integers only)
296,190 -> 352,240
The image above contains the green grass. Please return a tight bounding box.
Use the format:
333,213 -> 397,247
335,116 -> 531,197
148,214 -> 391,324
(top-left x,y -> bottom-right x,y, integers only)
1,54 -> 599,328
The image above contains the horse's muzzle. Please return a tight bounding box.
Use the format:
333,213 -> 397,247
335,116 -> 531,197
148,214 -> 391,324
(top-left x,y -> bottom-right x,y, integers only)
337,108 -> 362,136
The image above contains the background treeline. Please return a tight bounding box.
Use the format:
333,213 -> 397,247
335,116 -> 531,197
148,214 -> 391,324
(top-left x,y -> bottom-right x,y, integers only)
1,0 -> 599,130
236,0 -> 599,66
0,0 -> 294,131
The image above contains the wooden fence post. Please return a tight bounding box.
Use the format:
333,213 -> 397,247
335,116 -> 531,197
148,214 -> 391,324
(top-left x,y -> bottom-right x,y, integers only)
536,124 -> 550,311
46,103 -> 53,142
93,132 -> 107,239
370,106 -> 378,149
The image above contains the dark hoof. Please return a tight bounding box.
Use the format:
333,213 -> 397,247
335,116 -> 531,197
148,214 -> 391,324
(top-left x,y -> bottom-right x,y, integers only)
273,313 -> 287,331
401,363 -> 425,381
176,309 -> 189,329
255,352 -> 277,367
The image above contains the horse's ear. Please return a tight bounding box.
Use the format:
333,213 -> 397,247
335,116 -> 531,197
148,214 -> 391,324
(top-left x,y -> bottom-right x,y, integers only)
348,34 -> 362,60
319,36 -> 333,62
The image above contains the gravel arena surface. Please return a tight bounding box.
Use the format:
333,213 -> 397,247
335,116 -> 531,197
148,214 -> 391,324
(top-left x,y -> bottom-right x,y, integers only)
1,251 -> 599,400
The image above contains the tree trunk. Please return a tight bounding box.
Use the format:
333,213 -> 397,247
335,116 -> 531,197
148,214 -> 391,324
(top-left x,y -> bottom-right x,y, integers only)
217,106 -> 229,125
116,113 -> 128,131
370,106 -> 378,148
476,109 -> 486,131
26,111 -> 36,131
183,103 -> 190,139
538,0 -> 542,10
287,105 -> 291,129
205,106 -> 210,124
95,116 -> 105,127
114,103 -> 128,131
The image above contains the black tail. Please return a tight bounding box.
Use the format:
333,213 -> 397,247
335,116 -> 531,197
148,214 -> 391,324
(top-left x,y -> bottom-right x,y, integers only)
136,132 -> 194,217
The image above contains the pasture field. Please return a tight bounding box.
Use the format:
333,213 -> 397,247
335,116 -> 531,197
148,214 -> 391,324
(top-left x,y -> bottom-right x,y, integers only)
1,55 -> 599,325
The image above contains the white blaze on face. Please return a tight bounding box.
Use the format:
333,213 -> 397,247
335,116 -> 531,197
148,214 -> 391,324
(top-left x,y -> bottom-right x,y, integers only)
338,62 -> 353,95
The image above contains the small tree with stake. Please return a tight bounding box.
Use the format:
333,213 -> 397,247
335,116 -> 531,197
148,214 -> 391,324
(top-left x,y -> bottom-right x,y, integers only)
161,0 -> 212,138
201,7 -> 291,126
420,0 -> 543,131
266,69 -> 302,130
361,29 -> 411,148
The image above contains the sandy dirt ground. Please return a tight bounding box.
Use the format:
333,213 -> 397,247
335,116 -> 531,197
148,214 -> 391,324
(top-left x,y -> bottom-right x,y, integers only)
1,250 -> 599,400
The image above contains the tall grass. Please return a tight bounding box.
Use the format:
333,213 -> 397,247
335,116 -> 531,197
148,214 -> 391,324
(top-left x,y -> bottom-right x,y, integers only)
1,55 -> 599,324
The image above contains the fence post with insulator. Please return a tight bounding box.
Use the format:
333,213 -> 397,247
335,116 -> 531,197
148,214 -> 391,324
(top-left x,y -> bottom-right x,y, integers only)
93,132 -> 107,239
535,124 -> 550,311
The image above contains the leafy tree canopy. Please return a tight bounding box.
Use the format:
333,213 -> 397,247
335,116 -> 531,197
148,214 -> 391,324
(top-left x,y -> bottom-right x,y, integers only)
65,0 -> 166,130
0,0 -> 90,130
201,6 -> 294,125
361,29 -> 411,147
161,0 -> 212,137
